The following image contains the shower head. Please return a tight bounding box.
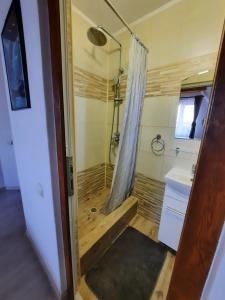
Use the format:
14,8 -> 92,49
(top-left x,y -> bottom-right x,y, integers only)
87,27 -> 107,46
87,26 -> 122,48
87,26 -> 123,81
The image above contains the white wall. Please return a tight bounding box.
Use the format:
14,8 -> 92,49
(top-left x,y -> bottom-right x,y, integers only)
0,0 -> 62,294
0,61 -> 19,188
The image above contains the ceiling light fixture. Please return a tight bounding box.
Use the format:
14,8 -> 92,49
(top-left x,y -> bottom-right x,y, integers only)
198,70 -> 209,75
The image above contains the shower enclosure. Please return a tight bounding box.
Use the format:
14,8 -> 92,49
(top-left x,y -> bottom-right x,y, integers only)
73,12 -> 127,252
72,0 -> 148,279
86,16 -> 148,214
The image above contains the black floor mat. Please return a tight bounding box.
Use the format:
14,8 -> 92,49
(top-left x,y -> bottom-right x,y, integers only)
85,226 -> 167,300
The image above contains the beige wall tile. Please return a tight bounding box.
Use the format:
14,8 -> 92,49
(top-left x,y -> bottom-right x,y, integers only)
136,150 -> 164,182
75,97 -> 107,171
139,126 -> 173,153
75,97 -> 106,123
76,140 -> 105,172
141,96 -> 177,127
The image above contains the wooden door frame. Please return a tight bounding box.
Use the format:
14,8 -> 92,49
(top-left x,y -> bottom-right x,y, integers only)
47,2 -> 74,299
168,23 -> 225,299
41,0 -> 225,298
38,0 -> 74,299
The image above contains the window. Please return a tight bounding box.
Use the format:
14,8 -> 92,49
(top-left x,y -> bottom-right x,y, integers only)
175,98 -> 194,139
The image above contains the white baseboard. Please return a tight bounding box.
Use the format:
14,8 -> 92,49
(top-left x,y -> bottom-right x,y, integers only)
26,229 -> 61,300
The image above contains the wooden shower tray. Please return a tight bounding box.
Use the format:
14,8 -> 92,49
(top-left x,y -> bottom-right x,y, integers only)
79,195 -> 138,275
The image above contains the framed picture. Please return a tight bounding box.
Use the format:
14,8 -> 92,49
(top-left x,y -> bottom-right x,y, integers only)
1,0 -> 31,111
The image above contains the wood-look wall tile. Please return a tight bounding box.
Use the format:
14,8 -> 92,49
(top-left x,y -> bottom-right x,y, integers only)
106,164 -> 165,224
77,163 -> 105,203
108,52 -> 217,100
74,67 -> 107,101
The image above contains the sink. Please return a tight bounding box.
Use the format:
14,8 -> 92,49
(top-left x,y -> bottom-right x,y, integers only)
165,168 -> 193,196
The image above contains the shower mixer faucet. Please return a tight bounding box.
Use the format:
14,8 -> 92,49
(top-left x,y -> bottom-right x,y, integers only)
112,132 -> 120,145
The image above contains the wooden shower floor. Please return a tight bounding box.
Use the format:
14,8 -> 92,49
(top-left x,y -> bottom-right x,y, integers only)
78,188 -> 138,266
78,214 -> 175,300
78,188 -> 110,242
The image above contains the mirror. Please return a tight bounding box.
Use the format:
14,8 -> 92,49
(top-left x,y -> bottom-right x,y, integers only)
175,69 -> 214,140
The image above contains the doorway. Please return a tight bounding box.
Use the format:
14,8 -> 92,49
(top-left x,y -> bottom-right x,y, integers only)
49,0 -> 225,299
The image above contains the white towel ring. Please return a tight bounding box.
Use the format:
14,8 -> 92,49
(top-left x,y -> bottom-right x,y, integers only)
151,134 -> 165,156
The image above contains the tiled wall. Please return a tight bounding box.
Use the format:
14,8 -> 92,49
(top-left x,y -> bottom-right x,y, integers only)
72,9 -> 108,174
137,96 -> 200,182
108,53 -> 216,100
75,96 -> 106,172
74,53 -> 216,223
136,53 -> 216,181
72,1 -> 221,223
107,93 -> 201,182
106,53 -> 216,178
106,164 -> 165,224
74,67 -> 107,102
77,163 -> 105,203
133,173 -> 165,225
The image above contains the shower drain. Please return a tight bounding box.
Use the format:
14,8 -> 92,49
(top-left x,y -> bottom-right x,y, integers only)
90,207 -> 97,213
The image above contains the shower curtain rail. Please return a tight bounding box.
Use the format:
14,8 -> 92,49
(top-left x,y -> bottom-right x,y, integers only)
104,0 -> 149,52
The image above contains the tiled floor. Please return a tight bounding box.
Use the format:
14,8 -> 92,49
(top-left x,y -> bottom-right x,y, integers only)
0,189 -> 57,300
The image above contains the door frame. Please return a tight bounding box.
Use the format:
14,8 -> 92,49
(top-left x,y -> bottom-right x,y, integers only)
44,1 -> 225,298
38,0 -> 75,299
46,2 -> 74,299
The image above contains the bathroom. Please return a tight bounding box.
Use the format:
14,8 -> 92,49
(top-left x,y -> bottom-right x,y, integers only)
68,0 -> 225,299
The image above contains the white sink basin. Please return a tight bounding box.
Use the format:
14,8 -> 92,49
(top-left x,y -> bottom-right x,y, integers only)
165,168 -> 193,196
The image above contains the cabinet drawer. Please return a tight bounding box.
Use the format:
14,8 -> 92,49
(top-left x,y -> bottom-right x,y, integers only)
158,206 -> 185,251
165,185 -> 190,203
164,195 -> 187,214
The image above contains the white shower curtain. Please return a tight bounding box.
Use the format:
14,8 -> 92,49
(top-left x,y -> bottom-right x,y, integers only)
103,37 -> 148,214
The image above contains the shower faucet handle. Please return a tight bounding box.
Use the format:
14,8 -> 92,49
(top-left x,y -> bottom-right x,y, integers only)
114,97 -> 123,104
111,133 -> 120,145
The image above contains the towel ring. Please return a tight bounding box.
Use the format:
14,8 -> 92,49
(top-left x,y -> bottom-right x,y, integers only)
151,134 -> 165,156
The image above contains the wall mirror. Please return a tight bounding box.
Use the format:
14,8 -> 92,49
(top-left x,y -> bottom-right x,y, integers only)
175,69 -> 214,140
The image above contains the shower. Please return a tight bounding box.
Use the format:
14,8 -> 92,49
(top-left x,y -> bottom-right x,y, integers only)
87,26 -> 124,165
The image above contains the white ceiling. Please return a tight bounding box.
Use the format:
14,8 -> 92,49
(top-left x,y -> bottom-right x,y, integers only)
73,0 -> 174,33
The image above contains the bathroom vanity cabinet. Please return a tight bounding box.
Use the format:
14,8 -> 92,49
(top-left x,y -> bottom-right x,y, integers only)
158,168 -> 192,251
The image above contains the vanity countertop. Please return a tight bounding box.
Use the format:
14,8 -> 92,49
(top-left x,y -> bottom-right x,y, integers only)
165,168 -> 193,196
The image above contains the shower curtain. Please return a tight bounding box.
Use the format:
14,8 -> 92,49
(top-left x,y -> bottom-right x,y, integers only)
103,37 -> 148,214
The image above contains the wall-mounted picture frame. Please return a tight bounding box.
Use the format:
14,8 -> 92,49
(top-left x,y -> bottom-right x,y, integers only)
1,0 -> 31,111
